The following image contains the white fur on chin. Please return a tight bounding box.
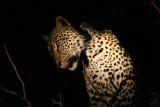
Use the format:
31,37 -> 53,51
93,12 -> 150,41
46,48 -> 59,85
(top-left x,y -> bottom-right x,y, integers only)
68,61 -> 78,71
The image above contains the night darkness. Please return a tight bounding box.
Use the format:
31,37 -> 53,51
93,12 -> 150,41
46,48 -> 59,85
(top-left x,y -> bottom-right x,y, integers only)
1,0 -> 160,107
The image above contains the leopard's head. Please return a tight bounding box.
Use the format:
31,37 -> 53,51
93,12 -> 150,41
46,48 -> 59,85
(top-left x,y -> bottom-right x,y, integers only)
43,16 -> 85,71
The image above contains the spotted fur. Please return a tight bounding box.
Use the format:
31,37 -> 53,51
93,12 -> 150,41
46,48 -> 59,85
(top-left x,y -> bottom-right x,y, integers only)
43,16 -> 136,107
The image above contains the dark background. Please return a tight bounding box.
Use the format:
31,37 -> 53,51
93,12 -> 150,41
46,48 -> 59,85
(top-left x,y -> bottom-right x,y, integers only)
0,0 -> 160,106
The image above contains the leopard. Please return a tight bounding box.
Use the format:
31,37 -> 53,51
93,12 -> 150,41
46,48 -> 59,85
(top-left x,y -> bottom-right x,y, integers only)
43,16 -> 136,107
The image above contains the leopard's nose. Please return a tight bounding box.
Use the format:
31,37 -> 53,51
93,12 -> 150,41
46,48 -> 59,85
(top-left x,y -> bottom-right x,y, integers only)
61,63 -> 68,69
57,61 -> 68,69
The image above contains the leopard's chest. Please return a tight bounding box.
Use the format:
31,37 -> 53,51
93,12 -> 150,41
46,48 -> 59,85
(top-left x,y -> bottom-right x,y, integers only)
85,35 -> 120,72
84,34 -> 132,89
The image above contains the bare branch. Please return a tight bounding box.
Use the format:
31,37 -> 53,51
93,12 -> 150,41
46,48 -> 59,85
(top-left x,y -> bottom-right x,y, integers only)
3,43 -> 26,100
0,85 -> 18,95
21,98 -> 33,107
151,0 -> 160,14
51,92 -> 63,107
144,0 -> 160,14
3,43 -> 32,107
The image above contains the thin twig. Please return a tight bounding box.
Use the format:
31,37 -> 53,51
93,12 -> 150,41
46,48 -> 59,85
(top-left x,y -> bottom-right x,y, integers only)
151,0 -> 160,14
144,0 -> 160,14
3,43 -> 26,100
52,92 -> 63,107
0,85 -> 18,95
21,98 -> 33,107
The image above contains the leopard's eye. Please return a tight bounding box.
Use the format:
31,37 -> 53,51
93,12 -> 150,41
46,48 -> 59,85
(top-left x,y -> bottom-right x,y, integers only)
56,41 -> 61,45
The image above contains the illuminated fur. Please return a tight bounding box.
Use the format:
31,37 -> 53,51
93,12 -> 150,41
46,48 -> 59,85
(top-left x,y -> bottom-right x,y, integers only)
44,16 -> 136,107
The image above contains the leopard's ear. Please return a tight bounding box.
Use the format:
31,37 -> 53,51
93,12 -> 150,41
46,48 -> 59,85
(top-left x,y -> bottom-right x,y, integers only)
56,16 -> 71,27
42,35 -> 49,43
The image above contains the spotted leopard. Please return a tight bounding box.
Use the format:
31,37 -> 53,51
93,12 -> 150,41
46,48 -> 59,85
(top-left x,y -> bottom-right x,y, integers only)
43,16 -> 136,107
